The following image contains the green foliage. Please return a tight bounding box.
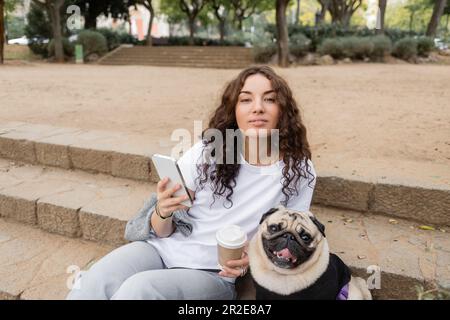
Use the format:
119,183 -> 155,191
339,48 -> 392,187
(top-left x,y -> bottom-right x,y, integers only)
47,37 -> 75,57
253,43 -> 277,63
318,35 -> 392,61
289,33 -> 311,57
6,15 -> 26,39
155,36 -> 245,46
96,28 -> 121,51
118,33 -> 138,45
416,36 -> 435,57
24,2 -> 52,57
318,38 -> 345,59
392,37 -> 418,60
76,30 -> 108,57
370,35 -> 392,60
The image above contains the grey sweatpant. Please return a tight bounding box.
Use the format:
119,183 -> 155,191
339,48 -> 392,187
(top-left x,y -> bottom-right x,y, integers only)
66,241 -> 237,300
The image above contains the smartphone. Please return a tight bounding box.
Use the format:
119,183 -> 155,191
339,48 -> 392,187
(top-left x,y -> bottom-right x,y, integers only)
151,154 -> 193,207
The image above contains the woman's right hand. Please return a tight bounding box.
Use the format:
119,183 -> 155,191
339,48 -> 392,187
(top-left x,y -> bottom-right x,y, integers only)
156,177 -> 190,218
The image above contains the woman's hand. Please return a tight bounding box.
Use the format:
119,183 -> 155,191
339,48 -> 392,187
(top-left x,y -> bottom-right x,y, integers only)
156,177 -> 190,218
218,244 -> 249,278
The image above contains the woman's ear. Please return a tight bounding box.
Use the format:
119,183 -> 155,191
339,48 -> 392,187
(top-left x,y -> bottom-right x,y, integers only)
259,207 -> 279,224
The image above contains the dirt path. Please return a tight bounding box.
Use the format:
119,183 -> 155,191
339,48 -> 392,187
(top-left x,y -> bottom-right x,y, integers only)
0,62 -> 449,186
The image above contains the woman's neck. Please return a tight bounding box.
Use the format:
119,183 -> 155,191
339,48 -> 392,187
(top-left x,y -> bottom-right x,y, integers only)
243,135 -> 281,166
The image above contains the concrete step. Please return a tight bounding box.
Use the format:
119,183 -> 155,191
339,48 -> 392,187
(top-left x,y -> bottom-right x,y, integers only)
0,158 -> 156,246
1,206 -> 448,300
238,205 -> 450,300
98,46 -> 254,69
0,218 -> 114,299
101,62 -> 252,69
0,121 -> 448,227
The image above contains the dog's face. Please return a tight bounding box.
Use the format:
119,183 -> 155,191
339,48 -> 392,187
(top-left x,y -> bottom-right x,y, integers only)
259,205 -> 326,270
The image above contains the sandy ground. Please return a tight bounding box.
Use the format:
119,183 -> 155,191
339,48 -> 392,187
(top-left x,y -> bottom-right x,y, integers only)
0,62 -> 449,186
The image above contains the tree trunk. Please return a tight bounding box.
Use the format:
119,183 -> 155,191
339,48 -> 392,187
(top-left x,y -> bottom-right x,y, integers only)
0,0 -> 4,64
219,19 -> 225,43
49,0 -> 64,63
319,0 -> 329,24
84,13 -> 97,29
295,0 -> 301,25
376,0 -> 387,34
426,0 -> 447,37
409,12 -> 414,35
188,18 -> 195,45
276,0 -> 289,68
145,2 -> 154,46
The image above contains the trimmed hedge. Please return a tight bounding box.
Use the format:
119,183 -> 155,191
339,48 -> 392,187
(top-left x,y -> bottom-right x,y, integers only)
392,37 -> 417,60
76,30 -> 108,57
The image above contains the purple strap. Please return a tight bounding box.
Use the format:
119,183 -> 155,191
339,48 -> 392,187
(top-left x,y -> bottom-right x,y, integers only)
336,283 -> 349,300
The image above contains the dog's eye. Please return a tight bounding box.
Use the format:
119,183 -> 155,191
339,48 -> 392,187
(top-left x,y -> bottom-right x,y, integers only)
300,232 -> 311,242
268,224 -> 279,233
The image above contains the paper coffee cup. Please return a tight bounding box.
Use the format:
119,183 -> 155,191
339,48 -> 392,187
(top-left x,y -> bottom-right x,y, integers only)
216,225 -> 247,269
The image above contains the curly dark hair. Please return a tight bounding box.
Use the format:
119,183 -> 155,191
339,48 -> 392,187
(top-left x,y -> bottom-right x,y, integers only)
195,65 -> 314,209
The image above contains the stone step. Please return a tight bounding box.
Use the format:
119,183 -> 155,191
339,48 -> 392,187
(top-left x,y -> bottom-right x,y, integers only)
98,46 -> 254,69
0,121 -> 448,227
1,205 -> 448,300
238,205 -> 450,300
99,59 -> 252,68
101,62 -> 252,69
0,158 -> 156,246
103,56 -> 253,62
0,218 -> 114,299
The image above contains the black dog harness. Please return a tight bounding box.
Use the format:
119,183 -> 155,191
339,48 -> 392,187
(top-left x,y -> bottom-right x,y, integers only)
253,253 -> 352,300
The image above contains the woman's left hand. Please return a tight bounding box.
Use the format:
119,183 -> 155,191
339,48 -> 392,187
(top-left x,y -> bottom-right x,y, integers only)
218,244 -> 249,278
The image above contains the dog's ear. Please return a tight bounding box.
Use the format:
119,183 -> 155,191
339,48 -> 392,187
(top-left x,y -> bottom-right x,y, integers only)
310,216 -> 326,238
259,207 -> 278,225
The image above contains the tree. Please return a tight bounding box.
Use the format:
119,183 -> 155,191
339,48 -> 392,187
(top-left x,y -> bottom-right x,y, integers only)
210,0 -> 231,43
1,0 -> 4,64
230,0 -> 273,30
276,0 -> 290,67
136,0 -> 155,46
426,0 -> 447,37
316,0 -> 330,25
177,0 -> 208,45
4,0 -> 21,42
444,2 -> 450,34
295,0 -> 301,25
376,0 -> 386,34
72,0 -> 131,29
328,0 -> 362,27
32,0 -> 65,62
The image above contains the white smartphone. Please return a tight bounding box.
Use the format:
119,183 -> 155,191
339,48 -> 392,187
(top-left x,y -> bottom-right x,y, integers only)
151,154 -> 193,207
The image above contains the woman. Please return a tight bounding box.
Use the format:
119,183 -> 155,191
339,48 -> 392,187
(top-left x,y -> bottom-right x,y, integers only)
66,65 -> 316,300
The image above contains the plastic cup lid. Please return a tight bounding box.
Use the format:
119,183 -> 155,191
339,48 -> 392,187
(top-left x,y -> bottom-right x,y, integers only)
216,225 -> 247,249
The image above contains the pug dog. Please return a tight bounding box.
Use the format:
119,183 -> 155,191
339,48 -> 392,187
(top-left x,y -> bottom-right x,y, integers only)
248,205 -> 372,300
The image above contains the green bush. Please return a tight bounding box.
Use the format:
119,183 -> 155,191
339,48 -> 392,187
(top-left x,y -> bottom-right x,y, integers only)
118,33 -> 138,45
417,36 -> 435,57
96,28 -> 121,51
341,36 -> 374,59
370,35 -> 392,60
318,38 -> 345,59
289,33 -> 311,57
253,43 -> 277,63
76,30 -> 108,57
47,37 -> 74,57
25,1 -> 52,57
393,37 -> 418,60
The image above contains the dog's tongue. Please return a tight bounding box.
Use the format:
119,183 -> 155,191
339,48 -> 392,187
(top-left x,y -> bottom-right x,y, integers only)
277,248 -> 294,259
